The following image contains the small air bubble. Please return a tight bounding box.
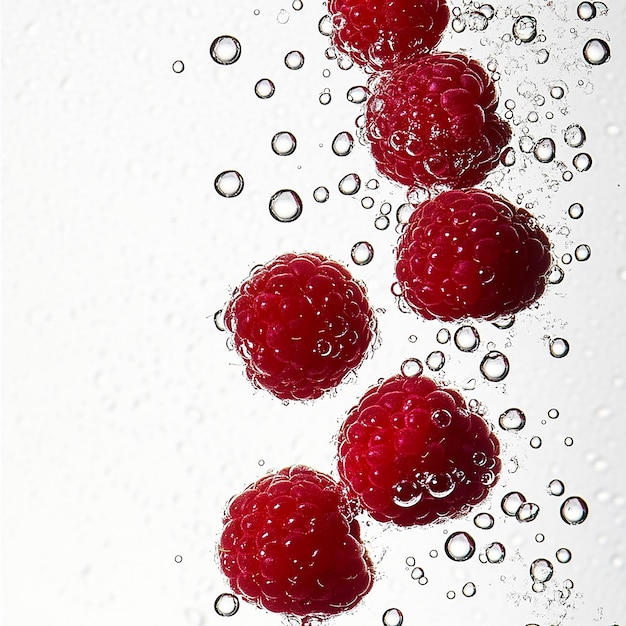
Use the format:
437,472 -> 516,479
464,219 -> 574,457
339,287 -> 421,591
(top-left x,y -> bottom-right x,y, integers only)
577,1 -> 596,20
474,512 -> 495,530
562,253 -> 572,265
499,408 -> 526,431
549,337 -> 570,358
512,15 -> 538,43
573,152 -> 592,171
533,138 -> 556,163
516,502 -> 540,523
214,170 -> 245,198
172,60 -> 184,73
561,496 -> 589,525
401,358 -> 423,378
319,90 -> 332,105
271,131 -> 297,156
318,15 -> 332,36
426,350 -> 445,371
292,0 -> 303,10
382,608 -> 403,626
550,85 -> 565,99
444,531 -> 476,562
347,85 -> 369,104
536,48 -> 550,64
213,309 -> 226,331
485,542 -> 506,564
277,8 -> 289,23
452,17 -> 467,32
429,549 -> 439,558
454,326 -> 480,352
574,244 -> 591,261
462,582 -> 477,597
583,38 -> 610,65
332,131 -> 354,156
548,479 -> 565,496
500,146 -> 516,166
254,78 -> 275,99
535,533 -> 545,543
446,590 -> 456,600
480,351 -> 510,382
374,215 -> 390,231
351,241 -> 374,266
214,593 -> 240,617
313,186 -> 329,203
174,555 -> 182,563
210,36 -> 242,65
568,202 -> 584,219
564,123 -> 586,147
437,328 -> 451,344
502,492 -> 526,516
269,189 -> 303,222
405,556 -> 415,567
493,315 -> 515,329
338,173 -> 361,195
530,436 -> 542,449
530,559 -> 554,583
556,548 -> 572,563
284,50 -> 305,70
564,436 -> 574,447
361,196 -> 375,209
411,566 -> 425,580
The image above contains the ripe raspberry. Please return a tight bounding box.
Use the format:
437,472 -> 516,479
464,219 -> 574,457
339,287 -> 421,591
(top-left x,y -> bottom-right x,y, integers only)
395,188 -> 552,321
224,252 -> 375,401
328,0 -> 450,71
337,375 -> 501,526
218,465 -> 374,617
364,53 -> 512,189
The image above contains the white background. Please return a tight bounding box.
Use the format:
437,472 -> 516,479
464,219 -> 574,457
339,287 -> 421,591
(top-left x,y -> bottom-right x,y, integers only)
3,1 -> 626,625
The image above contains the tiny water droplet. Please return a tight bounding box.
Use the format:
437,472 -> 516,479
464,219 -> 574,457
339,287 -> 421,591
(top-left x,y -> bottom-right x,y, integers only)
535,533 -> 545,543
210,36 -> 242,65
284,50 -> 305,70
499,408 -> 526,431
548,265 -> 565,284
444,531 -> 476,562
269,189 -> 303,222
254,78 -> 275,99
214,171 -> 245,198
446,590 -> 456,600
550,85 -> 565,99
214,593 -> 240,617
174,554 -> 183,563
319,90 -> 332,105
374,215 -> 390,230
548,408 -> 559,419
583,38 -> 610,65
564,436 -> 574,447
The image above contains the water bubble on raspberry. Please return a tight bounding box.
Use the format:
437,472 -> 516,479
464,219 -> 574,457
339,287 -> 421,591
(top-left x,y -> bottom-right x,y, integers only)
583,38 -> 610,65
426,472 -> 455,498
480,351 -> 510,382
214,593 -> 240,617
411,567 -> 425,580
437,328 -> 451,344
513,15 -> 538,43
401,358 -> 423,378
214,309 -> 226,331
382,608 -> 403,626
338,173 -> 361,195
426,351 -> 445,372
313,186 -> 329,203
444,531 -> 476,562
214,171 -> 245,198
577,1 -> 597,19
556,548 -> 572,563
318,14 -> 332,35
548,479 -> 565,496
454,326 -> 480,352
351,241 -> 374,266
474,512 -> 495,530
374,215 -> 390,231
210,36 -> 242,65
462,582 -> 477,597
271,131 -> 297,156
393,480 -> 423,508
530,436 -> 542,449
499,408 -> 526,431
568,202 -> 584,219
347,85 -> 369,104
432,409 -> 453,429
284,50 -> 305,70
536,48 -> 550,64
500,147 -> 516,167
530,558 -> 554,584
502,491 -> 526,516
533,138 -> 556,163
549,337 -> 570,358
485,542 -> 506,564
560,496 -> 589,525
548,265 -> 565,284
574,244 -> 592,261
254,78 -> 276,99
332,131 -> 354,156
174,554 -> 182,563
516,502 -> 540,523
573,152 -> 592,171
269,189 -> 303,222
493,315 -> 516,330
172,60 -> 184,73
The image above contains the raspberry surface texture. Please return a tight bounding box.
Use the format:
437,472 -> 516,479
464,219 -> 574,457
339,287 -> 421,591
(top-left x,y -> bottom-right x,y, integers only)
328,0 -> 450,71
395,188 -> 552,321
364,53 -> 511,189
337,375 -> 501,526
219,465 -> 374,617
224,252 -> 375,400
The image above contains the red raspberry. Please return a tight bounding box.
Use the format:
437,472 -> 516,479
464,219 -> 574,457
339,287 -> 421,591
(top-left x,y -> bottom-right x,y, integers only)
218,465 -> 374,617
328,0 -> 450,71
395,188 -> 552,321
364,53 -> 512,189
224,252 -> 375,401
337,375 -> 501,526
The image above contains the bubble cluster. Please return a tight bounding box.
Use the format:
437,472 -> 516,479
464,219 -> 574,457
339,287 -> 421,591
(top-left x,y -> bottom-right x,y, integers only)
501,491 -> 526,516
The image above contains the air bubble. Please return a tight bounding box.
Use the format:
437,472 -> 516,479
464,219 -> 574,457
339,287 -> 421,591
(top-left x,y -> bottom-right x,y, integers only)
437,328 -> 451,344
271,131 -> 297,156
452,17 -> 466,32
530,559 -> 553,583
577,2 -> 596,19
214,593 -> 240,617
574,244 -> 591,261
374,215 -> 390,230
594,2 -> 609,15
214,170 -> 245,198
401,358 -> 423,378
351,241 -> 374,266
548,479 -> 565,496
556,548 -> 572,563
277,8 -> 289,23
318,15 -> 332,36
583,38 -> 610,65
214,309 -> 226,331
516,502 -> 540,523
454,326 -> 480,352
533,138 -> 556,163
527,111 -> 539,123
500,147 -> 516,166
499,408 -> 526,431
319,90 -> 332,105
493,316 -> 515,329
530,436 -> 542,449
361,196 -> 375,209
429,550 -> 438,558
549,338 -> 570,358
573,153 -> 592,172
446,590 -> 456,600
564,437 -> 574,447
172,60 -> 184,73
502,492 -> 526,516
432,410 -> 452,429
269,189 -> 303,222
347,85 -> 369,104
292,0 -> 303,10
536,49 -> 550,64
254,78 -> 275,99
485,542 -> 506,564
444,531 -> 476,562
548,265 -> 565,284
411,566 -> 425,580
313,186 -> 329,203
338,173 -> 361,195
561,496 -> 589,524
332,131 -> 354,156
562,253 -> 572,265
405,556 -> 415,567
474,512 -> 495,530
284,50 -> 305,70
568,202 -> 584,219
426,351 -> 445,372
480,351 -> 510,382
174,554 -> 183,563
210,36 -> 242,65
382,608 -> 403,626
462,582 -> 477,597
519,136 -> 535,153
513,15 -> 538,43
535,533 -> 545,543
550,85 -> 565,99
548,408 -> 559,419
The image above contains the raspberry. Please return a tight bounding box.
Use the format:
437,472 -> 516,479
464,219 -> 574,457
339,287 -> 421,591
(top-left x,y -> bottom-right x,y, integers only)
218,465 -> 374,617
337,375 -> 501,526
363,53 -> 512,189
328,0 -> 450,71
395,188 -> 552,321
224,252 -> 375,401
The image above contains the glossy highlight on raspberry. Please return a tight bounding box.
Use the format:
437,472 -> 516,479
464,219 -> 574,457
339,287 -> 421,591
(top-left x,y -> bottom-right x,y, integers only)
218,465 -> 374,617
337,375 -> 501,526
395,188 -> 552,321
224,252 -> 375,400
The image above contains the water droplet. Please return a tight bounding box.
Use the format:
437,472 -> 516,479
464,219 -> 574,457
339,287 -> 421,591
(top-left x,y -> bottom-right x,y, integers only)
393,480 -> 423,508
530,558 -> 554,583
548,479 -> 565,496
454,326 -> 480,352
550,85 -> 565,99
426,350 -> 445,372
214,170 -> 245,198
210,36 -> 242,65
292,0 -> 303,10
499,408 -> 526,431
284,50 -> 305,70
331,131 -> 354,156
172,60 -> 184,73
474,512 -> 495,530
583,38 -> 610,65
574,244 -> 591,261
462,582 -> 477,597
351,241 -> 374,266
568,202 -> 584,219
429,549 -> 439,558
451,16 -> 466,32
549,338 -> 570,358
577,1 -> 596,20
502,492 -> 526,516
556,548 -> 572,563
411,566 -> 425,580
338,173 -> 361,195
562,170 -> 574,181
446,590 -> 456,600
382,608 -> 403,626
500,146 -> 516,166
445,531 -> 476,562
485,542 -> 506,564
561,496 -> 589,524
401,358 -> 423,378
516,502 -> 540,522
535,533 -> 545,543
533,138 -> 556,163
573,152 -> 592,171
548,265 -> 565,284
437,328 -> 451,344
319,90 -> 332,105
271,131 -> 297,156
480,351 -> 510,382
374,215 -> 390,231
268,189 -> 303,222
313,186 -> 329,203
564,436 -> 574,447
254,78 -> 275,99
530,436 -> 542,449
174,554 -> 183,563
562,253 -> 573,265
513,15 -> 538,43
318,15 -> 333,36
214,593 -> 240,617
405,556 -> 415,567
347,85 -> 369,104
